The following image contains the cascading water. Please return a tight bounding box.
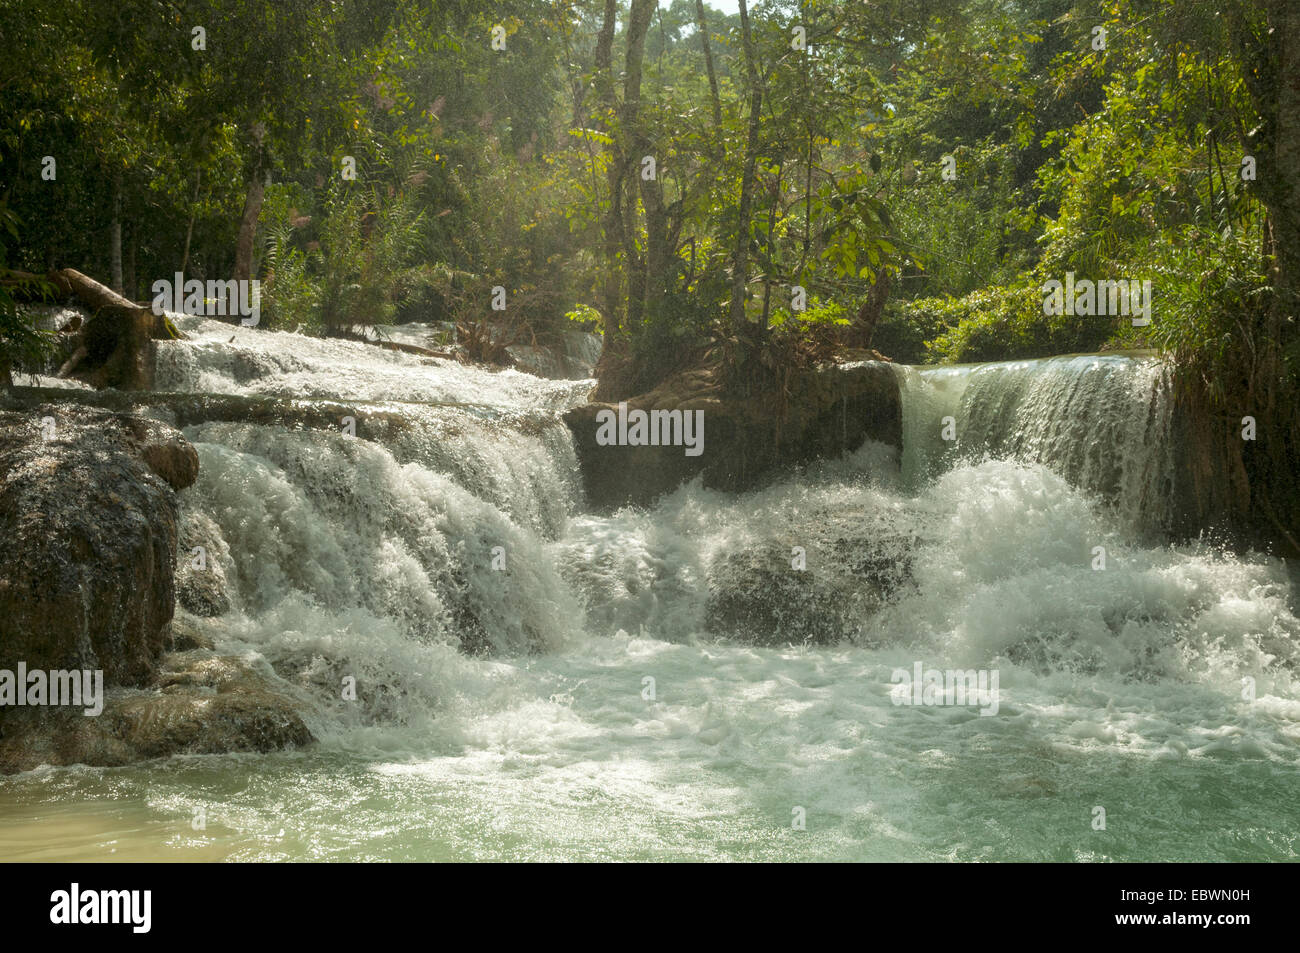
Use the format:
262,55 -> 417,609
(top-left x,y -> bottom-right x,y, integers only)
895,353 -> 1177,533
1,322 -> 1297,862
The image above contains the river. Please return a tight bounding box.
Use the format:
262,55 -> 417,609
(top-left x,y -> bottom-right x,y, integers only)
2,319 -> 1296,861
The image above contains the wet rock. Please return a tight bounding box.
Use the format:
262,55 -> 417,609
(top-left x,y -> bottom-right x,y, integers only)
0,405 -> 196,685
175,510 -> 232,617
126,652 -> 313,756
704,516 -> 914,645
137,433 -> 199,490
706,547 -> 849,644
0,650 -> 314,772
565,361 -> 901,509
165,614 -> 217,652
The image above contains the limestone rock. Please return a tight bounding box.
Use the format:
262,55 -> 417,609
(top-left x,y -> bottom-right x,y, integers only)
704,515 -> 914,645
564,361 -> 901,509
0,406 -> 196,685
175,510 -> 232,617
0,649 -> 314,772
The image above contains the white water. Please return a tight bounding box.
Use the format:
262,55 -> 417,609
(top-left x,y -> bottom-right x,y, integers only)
896,353 -> 1177,529
2,326 -> 1298,861
155,314 -> 593,411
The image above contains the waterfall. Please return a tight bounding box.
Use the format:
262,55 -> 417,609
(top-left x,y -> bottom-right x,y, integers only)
148,324 -> 1296,689
151,317 -> 595,738
9,321 -> 1290,860
154,313 -> 594,411
895,353 -> 1177,534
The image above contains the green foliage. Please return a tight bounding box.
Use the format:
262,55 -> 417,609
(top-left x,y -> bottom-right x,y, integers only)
260,220 -> 320,331
1,0 -> 1292,399
0,295 -> 57,378
564,303 -> 601,327
0,203 -> 57,379
876,0 -> 1281,374
1113,226 -> 1274,403
915,283 -> 1114,363
259,177 -> 431,335
318,184 -> 426,335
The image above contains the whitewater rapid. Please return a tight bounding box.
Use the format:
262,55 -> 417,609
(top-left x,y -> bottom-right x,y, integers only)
1,321 -> 1297,861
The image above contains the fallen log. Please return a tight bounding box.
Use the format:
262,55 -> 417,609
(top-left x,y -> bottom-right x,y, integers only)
0,386 -> 545,436
3,266 -> 186,390
47,268 -> 183,390
51,268 -> 182,340
373,339 -> 462,361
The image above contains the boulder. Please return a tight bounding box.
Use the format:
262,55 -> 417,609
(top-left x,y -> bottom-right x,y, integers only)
175,510 -> 233,617
0,649 -> 314,772
165,613 -> 218,653
704,514 -> 914,645
564,360 -> 902,510
0,405 -> 197,685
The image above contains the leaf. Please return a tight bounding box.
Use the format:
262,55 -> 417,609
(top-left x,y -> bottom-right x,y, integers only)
568,127 -> 614,146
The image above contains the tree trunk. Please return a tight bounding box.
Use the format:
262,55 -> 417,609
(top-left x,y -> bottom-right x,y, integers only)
53,267 -> 139,313
594,0 -> 624,339
623,0 -> 654,150
695,0 -> 722,129
1256,0 -> 1300,553
851,268 -> 892,348
125,230 -> 136,302
234,123 -> 268,282
1196,0 -> 1300,554
109,172 -> 124,294
636,10 -> 687,327
181,169 -> 201,275
621,0 -> 656,331
760,165 -> 783,327
729,0 -> 763,334
234,173 -> 265,283
47,267 -> 183,390
1266,0 -> 1300,317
